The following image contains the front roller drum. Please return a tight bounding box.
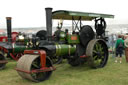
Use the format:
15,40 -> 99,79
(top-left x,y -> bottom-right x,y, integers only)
16,54 -> 53,82
0,51 -> 8,70
86,39 -> 108,68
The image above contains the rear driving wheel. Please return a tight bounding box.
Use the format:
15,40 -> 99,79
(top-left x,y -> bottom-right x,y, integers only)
17,54 -> 53,82
86,39 -> 108,68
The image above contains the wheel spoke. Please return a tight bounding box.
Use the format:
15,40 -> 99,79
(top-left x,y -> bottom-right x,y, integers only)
93,50 -> 97,54
101,51 -> 104,55
31,73 -> 37,78
99,45 -> 103,52
101,56 -> 105,60
95,44 -> 99,51
93,55 -> 98,60
32,63 -> 40,68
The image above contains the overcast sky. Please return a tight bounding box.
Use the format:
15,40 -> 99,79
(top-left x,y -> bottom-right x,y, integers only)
0,0 -> 128,28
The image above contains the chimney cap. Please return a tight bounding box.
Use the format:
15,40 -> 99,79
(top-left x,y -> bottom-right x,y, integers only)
6,17 -> 12,20
45,7 -> 53,10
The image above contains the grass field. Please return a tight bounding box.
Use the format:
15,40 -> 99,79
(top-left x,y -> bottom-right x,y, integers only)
0,54 -> 128,85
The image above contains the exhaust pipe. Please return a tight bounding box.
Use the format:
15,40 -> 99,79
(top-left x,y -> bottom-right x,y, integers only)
6,17 -> 12,44
45,7 -> 53,41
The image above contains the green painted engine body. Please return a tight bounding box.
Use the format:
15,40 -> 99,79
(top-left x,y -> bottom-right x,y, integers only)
12,44 -> 31,53
55,44 -> 76,56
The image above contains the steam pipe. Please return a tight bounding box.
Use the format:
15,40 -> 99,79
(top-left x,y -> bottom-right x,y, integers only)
6,17 -> 12,44
45,7 -> 53,41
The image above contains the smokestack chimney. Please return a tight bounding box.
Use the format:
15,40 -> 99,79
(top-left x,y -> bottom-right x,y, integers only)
45,7 -> 53,41
6,17 -> 12,44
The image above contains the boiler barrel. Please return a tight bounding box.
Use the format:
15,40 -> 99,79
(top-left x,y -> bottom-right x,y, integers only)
12,44 -> 31,53
55,44 -> 76,56
38,44 -> 76,56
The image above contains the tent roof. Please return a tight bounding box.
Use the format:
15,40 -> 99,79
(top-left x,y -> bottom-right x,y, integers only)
52,10 -> 114,20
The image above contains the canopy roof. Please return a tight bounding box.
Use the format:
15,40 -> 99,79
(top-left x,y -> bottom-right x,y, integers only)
52,10 -> 114,20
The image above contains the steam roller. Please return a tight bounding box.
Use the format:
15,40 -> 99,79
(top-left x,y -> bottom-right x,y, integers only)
16,25 -> 108,82
15,7 -> 114,82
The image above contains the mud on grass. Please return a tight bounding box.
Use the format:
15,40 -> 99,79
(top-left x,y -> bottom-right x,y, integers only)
0,55 -> 128,85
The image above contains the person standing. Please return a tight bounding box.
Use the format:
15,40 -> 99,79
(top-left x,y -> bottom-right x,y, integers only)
54,26 -> 62,41
115,35 -> 124,63
124,34 -> 128,62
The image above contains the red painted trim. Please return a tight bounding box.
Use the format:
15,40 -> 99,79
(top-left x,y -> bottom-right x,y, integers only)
24,50 -> 39,54
15,66 -> 56,74
3,48 -> 8,53
0,46 -> 8,53
80,55 -> 88,58
71,36 -> 77,40
10,53 -> 18,61
24,50 -> 47,68
39,51 -> 46,68
0,36 -> 8,42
